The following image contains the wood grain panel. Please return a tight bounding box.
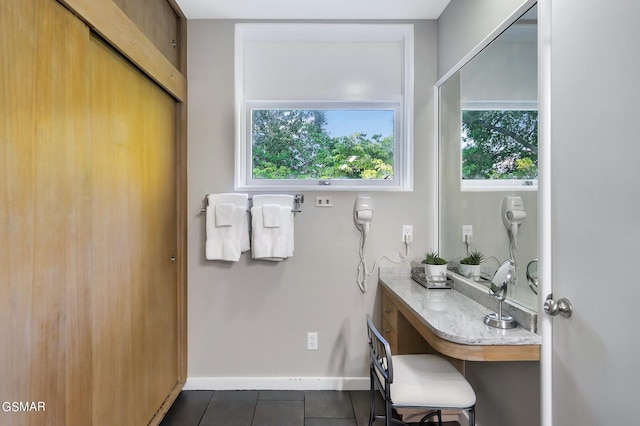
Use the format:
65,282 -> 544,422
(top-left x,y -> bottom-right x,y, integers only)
381,317 -> 398,354
173,0 -> 189,391
60,0 -> 187,102
395,313 -> 432,356
0,0 -> 93,424
88,35 -> 178,425
1,1 -> 182,424
113,0 -> 180,67
381,293 -> 399,331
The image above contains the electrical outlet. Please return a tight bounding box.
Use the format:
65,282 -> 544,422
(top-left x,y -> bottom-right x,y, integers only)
462,225 -> 473,243
402,225 -> 413,244
315,196 -> 333,207
307,332 -> 318,350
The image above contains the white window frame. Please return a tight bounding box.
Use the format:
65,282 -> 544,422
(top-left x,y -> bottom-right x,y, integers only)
234,23 -> 414,192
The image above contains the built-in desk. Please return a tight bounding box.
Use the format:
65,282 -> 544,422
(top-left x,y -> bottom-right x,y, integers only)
379,270 -> 541,362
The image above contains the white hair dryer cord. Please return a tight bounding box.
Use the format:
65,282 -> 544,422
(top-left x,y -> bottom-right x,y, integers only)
509,224 -> 518,285
356,230 -> 408,293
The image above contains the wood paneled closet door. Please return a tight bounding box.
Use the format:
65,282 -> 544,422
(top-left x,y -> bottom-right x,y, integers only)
1,1 -> 179,425
88,33 -> 178,426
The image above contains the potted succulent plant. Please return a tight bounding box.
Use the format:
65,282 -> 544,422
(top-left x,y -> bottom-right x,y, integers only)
458,249 -> 485,281
422,251 -> 448,282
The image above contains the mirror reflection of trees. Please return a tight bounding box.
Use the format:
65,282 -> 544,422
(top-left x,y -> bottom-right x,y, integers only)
251,109 -> 394,180
461,110 -> 538,180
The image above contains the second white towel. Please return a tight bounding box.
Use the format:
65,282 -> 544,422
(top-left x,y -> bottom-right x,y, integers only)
251,195 -> 295,260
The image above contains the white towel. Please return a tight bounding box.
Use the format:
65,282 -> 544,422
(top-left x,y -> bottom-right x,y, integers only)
207,193 -> 250,253
252,194 -> 295,208
206,193 -> 250,260
215,203 -> 234,227
251,195 -> 295,261
262,204 -> 281,228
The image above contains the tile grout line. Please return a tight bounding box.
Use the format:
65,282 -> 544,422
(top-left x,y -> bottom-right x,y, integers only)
348,391 -> 357,426
197,390 -> 215,426
168,390 -> 376,426
249,391 -> 257,426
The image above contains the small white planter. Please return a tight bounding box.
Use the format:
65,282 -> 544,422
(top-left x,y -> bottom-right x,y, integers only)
458,264 -> 481,281
424,263 -> 448,282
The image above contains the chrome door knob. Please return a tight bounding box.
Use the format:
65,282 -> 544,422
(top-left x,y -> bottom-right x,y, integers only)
544,294 -> 573,318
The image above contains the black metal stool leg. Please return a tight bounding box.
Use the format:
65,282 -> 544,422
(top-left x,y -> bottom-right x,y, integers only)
468,407 -> 476,426
418,409 -> 442,425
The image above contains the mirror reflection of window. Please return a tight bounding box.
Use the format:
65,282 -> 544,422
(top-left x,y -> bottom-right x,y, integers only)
461,108 -> 538,181
458,5 -> 538,191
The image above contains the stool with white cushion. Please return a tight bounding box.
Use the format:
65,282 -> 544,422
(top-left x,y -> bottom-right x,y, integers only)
366,315 -> 476,426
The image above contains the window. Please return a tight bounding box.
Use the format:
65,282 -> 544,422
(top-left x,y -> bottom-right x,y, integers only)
248,102 -> 399,182
235,24 -> 414,191
460,103 -> 538,191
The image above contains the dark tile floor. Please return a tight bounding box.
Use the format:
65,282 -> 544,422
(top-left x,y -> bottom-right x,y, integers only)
159,390 -> 460,426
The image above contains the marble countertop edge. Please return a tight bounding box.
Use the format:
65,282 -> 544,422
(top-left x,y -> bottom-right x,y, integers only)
378,270 -> 541,347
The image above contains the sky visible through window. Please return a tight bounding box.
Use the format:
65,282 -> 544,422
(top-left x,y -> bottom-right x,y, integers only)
324,110 -> 394,138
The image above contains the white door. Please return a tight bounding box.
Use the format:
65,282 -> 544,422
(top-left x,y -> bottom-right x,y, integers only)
539,0 -> 640,424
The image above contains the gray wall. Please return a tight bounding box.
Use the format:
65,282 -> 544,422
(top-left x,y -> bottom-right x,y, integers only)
437,1 -> 540,426
186,19 -> 437,387
184,4 -> 540,424
437,0 -> 530,79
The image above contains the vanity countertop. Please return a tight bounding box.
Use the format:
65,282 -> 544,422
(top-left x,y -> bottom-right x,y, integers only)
379,270 -> 541,347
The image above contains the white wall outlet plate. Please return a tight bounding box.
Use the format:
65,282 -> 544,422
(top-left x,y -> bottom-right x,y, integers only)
462,225 -> 473,242
402,225 -> 413,243
307,332 -> 318,350
315,197 -> 333,207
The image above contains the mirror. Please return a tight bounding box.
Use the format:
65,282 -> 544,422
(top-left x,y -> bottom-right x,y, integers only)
438,4 -> 538,311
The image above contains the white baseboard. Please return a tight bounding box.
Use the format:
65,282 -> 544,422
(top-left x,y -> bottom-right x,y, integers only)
183,376 -> 370,391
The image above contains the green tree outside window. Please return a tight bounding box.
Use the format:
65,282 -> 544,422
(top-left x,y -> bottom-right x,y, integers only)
251,109 -> 394,180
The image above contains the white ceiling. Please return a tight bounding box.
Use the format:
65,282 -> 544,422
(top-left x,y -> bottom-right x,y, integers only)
174,0 -> 451,20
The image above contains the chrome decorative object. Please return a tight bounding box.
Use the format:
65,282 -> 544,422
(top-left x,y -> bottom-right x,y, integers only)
484,259 -> 517,329
526,259 -> 538,295
544,294 -> 573,318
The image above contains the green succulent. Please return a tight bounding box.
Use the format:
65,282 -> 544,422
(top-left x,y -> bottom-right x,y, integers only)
422,251 -> 447,265
460,250 -> 485,265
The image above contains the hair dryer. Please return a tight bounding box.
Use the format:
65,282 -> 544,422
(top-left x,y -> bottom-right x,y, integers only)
502,197 -> 527,238
354,196 -> 373,239
352,196 -> 406,293
354,196 -> 373,292
502,197 -> 526,285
